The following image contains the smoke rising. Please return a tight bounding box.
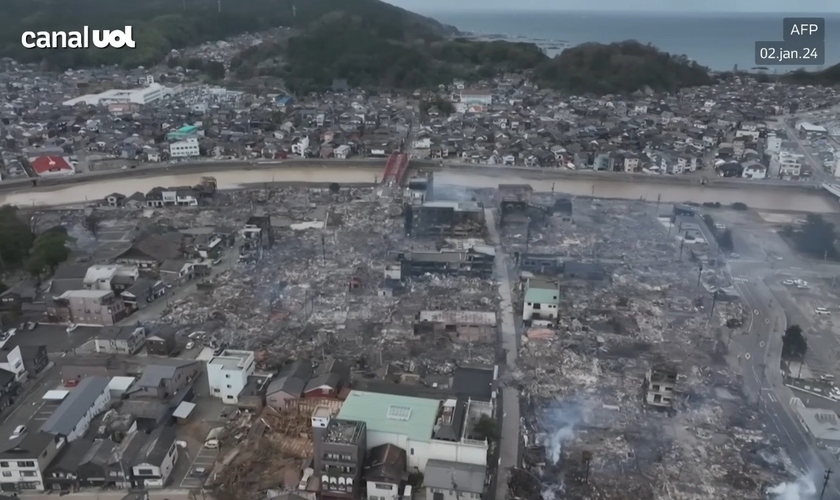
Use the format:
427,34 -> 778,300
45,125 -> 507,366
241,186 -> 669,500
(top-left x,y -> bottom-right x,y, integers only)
768,475 -> 817,500
541,401 -> 585,465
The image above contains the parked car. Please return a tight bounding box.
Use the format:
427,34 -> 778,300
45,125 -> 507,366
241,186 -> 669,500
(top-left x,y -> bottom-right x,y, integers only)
186,341 -> 195,350
783,280 -> 795,286
66,323 -> 78,333
831,387 -> 840,401
816,307 -> 831,315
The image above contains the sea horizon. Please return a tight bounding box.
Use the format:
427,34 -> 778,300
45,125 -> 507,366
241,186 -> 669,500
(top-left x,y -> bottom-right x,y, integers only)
424,10 -> 840,71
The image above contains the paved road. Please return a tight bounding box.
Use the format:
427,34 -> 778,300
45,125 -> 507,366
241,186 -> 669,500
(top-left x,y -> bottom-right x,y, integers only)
485,208 -> 520,500
728,259 -> 840,494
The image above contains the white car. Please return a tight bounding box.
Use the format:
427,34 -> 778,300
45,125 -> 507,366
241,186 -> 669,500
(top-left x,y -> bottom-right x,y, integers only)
10,425 -> 25,439
65,323 -> 78,333
816,307 -> 831,315
715,223 -> 726,230
186,341 -> 195,350
783,280 -> 795,286
795,279 -> 807,286
798,284 -> 810,289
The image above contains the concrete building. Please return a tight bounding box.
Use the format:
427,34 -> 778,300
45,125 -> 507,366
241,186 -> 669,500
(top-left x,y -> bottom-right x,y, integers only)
49,290 -> 125,326
312,407 -> 366,500
644,365 -> 677,408
522,279 -> 560,323
62,83 -> 169,106
773,150 -> 802,177
798,121 -> 829,139
40,377 -> 111,442
28,156 -> 75,177
130,426 -> 178,488
424,459 -> 486,500
265,360 -> 313,411
364,444 -> 409,500
207,350 -> 255,403
169,137 -> 200,158
0,432 -> 65,492
0,334 -> 25,382
337,391 -> 488,473
414,311 -> 497,344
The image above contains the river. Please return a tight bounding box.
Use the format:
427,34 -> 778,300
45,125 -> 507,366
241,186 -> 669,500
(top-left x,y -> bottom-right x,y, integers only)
0,166 -> 836,213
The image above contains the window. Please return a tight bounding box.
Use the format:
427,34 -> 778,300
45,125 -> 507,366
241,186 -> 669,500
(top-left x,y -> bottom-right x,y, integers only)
2,472 -> 10,477
20,471 -> 37,477
225,374 -> 230,378
410,448 -> 414,455
0,462 -> 7,468
17,461 -> 35,468
652,385 -> 660,391
226,384 -> 232,389
375,483 -> 393,490
137,468 -> 154,475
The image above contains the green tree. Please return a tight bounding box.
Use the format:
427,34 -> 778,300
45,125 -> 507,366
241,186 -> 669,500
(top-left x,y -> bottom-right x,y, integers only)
205,61 -> 226,80
702,214 -> 715,231
718,229 -> 734,252
26,232 -> 70,276
793,213 -> 836,258
0,206 -> 34,272
782,324 -> 808,360
472,414 -> 500,442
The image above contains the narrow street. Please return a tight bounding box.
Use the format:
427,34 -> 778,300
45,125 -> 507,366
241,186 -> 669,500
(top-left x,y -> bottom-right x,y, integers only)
485,208 -> 521,500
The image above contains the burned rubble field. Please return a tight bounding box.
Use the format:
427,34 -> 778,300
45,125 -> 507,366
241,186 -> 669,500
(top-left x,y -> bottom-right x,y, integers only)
502,195 -> 790,500
159,187 -> 499,368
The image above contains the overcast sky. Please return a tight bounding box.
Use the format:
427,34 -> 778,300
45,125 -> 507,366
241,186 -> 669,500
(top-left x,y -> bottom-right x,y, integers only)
385,0 -> 840,13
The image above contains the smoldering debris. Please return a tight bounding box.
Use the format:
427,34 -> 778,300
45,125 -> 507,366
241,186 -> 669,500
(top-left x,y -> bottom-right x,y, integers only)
514,196 -> 795,500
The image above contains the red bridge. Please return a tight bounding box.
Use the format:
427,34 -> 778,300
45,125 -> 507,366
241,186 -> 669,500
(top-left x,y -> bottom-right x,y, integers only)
381,152 -> 409,186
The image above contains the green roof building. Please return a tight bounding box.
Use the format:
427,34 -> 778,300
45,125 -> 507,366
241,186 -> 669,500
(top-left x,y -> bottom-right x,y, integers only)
523,278 -> 560,322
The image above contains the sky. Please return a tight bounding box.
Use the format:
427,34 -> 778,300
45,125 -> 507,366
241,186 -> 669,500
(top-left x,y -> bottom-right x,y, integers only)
384,0 -> 840,13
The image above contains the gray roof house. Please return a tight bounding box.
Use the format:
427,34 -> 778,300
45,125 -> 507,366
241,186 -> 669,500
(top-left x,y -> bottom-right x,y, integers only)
424,459 -> 487,500
41,376 -> 112,442
266,360 -> 312,411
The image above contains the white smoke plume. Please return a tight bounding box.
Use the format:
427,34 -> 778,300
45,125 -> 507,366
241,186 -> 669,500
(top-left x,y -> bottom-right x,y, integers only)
541,401 -> 585,465
767,475 -> 817,500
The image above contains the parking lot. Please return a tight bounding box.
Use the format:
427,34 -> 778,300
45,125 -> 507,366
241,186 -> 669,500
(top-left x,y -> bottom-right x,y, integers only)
179,444 -> 218,489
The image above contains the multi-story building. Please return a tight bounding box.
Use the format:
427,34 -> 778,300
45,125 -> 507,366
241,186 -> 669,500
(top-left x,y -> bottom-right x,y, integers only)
169,138 -> 200,158
0,432 -> 65,492
312,407 -> 366,500
62,83 -> 169,106
522,279 -> 560,323
207,350 -> 255,403
644,365 -> 678,408
40,377 -> 111,442
773,150 -> 802,177
94,325 -> 146,355
48,290 -> 125,326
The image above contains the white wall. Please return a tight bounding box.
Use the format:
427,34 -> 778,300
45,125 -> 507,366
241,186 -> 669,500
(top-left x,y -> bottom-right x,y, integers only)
523,302 -> 558,321
368,480 -> 399,500
365,431 -> 486,473
170,138 -> 200,158
0,345 -> 26,381
207,352 -> 255,403
133,443 -> 177,488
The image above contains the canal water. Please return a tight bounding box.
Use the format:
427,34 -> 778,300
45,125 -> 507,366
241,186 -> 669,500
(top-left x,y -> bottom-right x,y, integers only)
0,166 -> 835,213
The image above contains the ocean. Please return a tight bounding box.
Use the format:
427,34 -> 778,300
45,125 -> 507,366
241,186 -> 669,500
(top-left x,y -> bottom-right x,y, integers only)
425,10 -> 840,72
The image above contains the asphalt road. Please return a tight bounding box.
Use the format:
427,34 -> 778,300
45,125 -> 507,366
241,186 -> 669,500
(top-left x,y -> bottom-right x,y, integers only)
726,238 -> 840,493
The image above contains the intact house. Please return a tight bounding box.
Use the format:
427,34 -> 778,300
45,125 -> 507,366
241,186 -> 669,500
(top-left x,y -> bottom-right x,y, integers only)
414,311 -> 497,344
144,326 -> 179,356
94,325 -> 146,355
0,432 -> 65,492
364,443 -> 409,500
129,426 -> 178,488
0,369 -> 20,412
795,407 -> 840,457
0,280 -> 38,311
644,365 -> 678,408
158,260 -> 195,286
40,377 -> 111,442
47,290 -> 126,326
0,334 -> 26,382
123,360 -> 200,430
113,233 -> 184,270
120,278 -> 166,312
207,350 -> 255,403
266,360 -> 313,411
304,359 -> 350,399
522,279 -> 560,325
424,459 -> 486,500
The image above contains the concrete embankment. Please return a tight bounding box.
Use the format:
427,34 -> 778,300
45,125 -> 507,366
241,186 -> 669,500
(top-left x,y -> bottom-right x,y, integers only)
0,158 -> 835,212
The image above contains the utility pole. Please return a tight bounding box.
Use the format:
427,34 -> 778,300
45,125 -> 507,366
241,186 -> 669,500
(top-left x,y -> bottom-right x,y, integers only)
696,264 -> 703,287
820,468 -> 832,500
321,234 -> 326,263
679,239 -> 685,260
709,290 -> 720,319
756,364 -> 766,410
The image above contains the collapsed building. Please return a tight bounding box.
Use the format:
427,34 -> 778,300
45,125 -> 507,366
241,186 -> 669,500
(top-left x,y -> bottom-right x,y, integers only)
405,200 -> 486,237
396,247 -> 494,279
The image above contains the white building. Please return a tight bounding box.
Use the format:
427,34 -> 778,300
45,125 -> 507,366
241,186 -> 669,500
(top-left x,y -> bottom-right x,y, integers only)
773,151 -> 802,177
169,138 -> 200,158
334,144 -> 351,159
522,279 -> 560,323
130,426 -> 179,488
292,136 -> 310,156
0,432 -> 65,492
207,350 -> 255,403
742,162 -> 767,180
338,391 -> 490,473
62,83 -> 169,106
0,332 -> 25,381
766,134 -> 782,154
834,156 -> 840,178
40,376 -> 111,442
459,90 -> 492,105
644,366 -> 677,408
